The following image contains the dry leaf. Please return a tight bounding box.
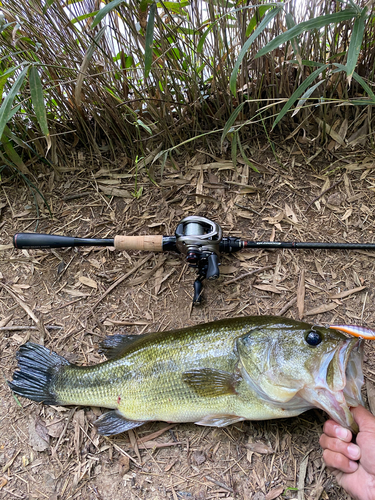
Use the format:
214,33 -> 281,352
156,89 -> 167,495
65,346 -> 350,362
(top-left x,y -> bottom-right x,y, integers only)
0,477 -> 8,489
266,486 -> 284,500
297,269 -> 305,320
29,416 -> 49,452
329,286 -> 366,299
118,455 -> 130,474
63,288 -> 89,297
245,442 -> 274,455
196,167 -> 204,205
73,410 -> 85,458
305,303 -> 337,316
315,259 -> 325,279
98,185 -> 132,198
0,315 -> 13,327
192,450 -> 206,465
285,203 -> 298,223
263,211 -> 284,225
253,284 -> 282,294
220,265 -> 237,274
341,208 -> 352,221
47,418 -> 66,438
79,276 -> 98,289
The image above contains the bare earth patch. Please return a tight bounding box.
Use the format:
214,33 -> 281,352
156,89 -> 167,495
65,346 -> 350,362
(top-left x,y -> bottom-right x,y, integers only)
1,148 -> 375,500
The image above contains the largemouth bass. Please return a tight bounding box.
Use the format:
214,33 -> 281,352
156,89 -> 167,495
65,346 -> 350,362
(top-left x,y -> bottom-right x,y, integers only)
8,316 -> 365,435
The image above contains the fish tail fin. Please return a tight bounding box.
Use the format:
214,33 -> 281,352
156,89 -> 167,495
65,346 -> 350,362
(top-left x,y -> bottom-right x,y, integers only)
8,342 -> 70,405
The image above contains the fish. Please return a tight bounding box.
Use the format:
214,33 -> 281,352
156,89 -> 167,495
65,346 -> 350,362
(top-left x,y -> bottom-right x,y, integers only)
8,316 -> 366,436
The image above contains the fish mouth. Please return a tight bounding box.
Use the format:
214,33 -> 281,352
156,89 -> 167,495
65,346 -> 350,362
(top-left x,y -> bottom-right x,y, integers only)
299,338 -> 364,433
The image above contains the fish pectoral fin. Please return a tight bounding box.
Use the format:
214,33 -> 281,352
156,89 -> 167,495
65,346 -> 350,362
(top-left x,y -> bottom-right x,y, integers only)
94,410 -> 145,436
182,368 -> 240,397
195,414 -> 246,427
99,334 -> 147,359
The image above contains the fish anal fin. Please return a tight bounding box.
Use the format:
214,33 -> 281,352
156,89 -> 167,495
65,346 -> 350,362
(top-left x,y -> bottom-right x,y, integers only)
195,414 -> 246,427
94,410 -> 145,436
182,368 -> 240,397
99,334 -> 146,359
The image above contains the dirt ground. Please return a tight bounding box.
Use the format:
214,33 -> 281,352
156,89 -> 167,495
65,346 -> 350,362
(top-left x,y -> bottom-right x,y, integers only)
1,145 -> 375,500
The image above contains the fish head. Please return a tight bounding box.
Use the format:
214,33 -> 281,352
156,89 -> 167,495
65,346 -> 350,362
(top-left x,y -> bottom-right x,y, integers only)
236,318 -> 364,432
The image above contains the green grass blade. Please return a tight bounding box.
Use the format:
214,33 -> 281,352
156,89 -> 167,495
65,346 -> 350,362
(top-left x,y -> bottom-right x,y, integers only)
230,5 -> 282,95
1,132 -> 28,174
231,131 -> 238,168
351,71 -> 375,102
245,5 -> 273,37
72,12 -> 99,24
255,8 -> 357,59
332,62 -> 375,101
221,101 -> 246,145
75,26 -> 106,107
0,65 -> 28,141
144,2 -> 156,79
29,66 -> 51,153
292,79 -> 325,117
346,7 -> 368,85
238,135 -> 259,172
91,0 -> 125,29
272,64 -> 329,130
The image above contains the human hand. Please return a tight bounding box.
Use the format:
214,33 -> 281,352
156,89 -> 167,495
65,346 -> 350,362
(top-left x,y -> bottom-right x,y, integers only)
319,405 -> 375,500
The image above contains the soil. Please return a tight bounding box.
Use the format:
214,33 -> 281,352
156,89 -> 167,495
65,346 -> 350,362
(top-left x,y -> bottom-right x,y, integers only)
0,146 -> 375,500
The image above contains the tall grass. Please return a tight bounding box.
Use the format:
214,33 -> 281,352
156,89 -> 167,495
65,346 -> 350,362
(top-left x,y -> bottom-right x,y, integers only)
0,0 -> 374,174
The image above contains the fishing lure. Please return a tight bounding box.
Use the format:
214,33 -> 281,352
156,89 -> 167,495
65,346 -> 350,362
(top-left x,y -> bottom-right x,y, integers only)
330,324 -> 375,340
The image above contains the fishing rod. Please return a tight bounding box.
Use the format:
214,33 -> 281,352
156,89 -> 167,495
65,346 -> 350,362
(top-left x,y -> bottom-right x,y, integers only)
13,215 -> 375,305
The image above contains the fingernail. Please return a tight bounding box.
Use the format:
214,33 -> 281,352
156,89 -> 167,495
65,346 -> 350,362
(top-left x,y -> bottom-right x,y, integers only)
335,427 -> 349,440
348,460 -> 358,471
347,443 -> 360,460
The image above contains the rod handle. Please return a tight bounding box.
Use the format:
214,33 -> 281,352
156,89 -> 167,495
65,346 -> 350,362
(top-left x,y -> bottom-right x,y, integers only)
114,235 -> 164,252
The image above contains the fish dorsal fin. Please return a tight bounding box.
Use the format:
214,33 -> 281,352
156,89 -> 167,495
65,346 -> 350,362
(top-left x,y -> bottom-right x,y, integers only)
99,334 -> 147,359
182,368 -> 240,397
94,410 -> 145,436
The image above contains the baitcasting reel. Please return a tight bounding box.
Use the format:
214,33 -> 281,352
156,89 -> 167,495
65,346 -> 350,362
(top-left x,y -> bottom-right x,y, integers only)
175,216 -> 222,305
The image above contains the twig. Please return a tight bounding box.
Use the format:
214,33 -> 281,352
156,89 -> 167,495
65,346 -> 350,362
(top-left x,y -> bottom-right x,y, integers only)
204,475 -> 233,493
89,254 -> 153,313
223,265 -> 274,286
0,325 -> 62,331
103,436 -> 141,467
277,296 -> 297,316
305,179 -> 343,210
1,283 -> 47,342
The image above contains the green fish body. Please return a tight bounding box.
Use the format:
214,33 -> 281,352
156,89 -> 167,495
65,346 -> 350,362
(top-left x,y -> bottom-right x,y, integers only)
9,316 -> 365,435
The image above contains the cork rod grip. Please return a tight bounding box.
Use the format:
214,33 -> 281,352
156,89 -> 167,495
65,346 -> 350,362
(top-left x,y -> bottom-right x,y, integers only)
114,235 -> 164,252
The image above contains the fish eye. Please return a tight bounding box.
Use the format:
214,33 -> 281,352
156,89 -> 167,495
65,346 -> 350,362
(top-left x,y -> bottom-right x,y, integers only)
305,330 -> 322,347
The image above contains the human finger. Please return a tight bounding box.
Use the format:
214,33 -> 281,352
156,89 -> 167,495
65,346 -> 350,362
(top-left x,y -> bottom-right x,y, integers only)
322,420 -> 352,442
319,434 -> 361,461
322,449 -> 359,474
351,405 -> 375,433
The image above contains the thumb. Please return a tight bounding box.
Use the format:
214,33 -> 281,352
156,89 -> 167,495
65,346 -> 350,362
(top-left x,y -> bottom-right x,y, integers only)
351,405 -> 375,433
